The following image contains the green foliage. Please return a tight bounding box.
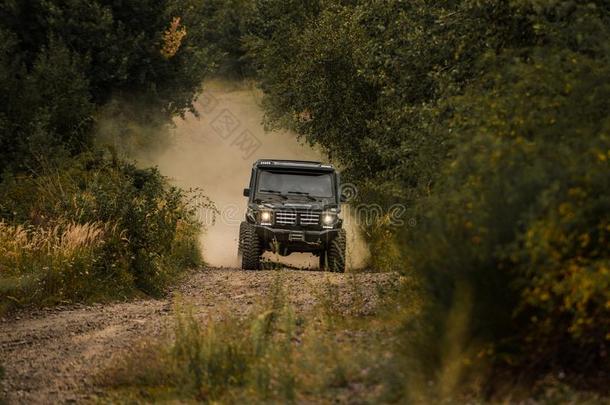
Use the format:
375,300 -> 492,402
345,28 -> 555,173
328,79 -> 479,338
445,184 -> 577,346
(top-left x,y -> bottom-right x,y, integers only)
399,4 -> 610,382
0,153 -> 209,312
0,0 -> 214,112
0,33 -> 94,173
177,0 -> 257,77
245,0 -> 531,193
0,219 -> 126,311
238,0 -> 610,392
0,0 -> 217,173
0,1 -> 216,309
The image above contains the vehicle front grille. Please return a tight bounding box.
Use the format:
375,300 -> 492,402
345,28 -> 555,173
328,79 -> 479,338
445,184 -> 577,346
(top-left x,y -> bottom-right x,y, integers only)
275,210 -> 297,225
274,210 -> 321,226
299,212 -> 320,225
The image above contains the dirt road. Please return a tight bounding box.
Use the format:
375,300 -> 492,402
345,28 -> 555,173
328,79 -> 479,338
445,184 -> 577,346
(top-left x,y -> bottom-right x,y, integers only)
0,268 -> 394,404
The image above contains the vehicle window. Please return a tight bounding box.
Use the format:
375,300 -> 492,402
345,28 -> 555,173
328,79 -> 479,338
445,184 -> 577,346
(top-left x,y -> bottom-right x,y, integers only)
256,171 -> 334,198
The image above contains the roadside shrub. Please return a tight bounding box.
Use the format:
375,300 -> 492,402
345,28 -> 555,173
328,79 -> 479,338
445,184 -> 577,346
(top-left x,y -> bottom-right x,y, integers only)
0,153 -> 211,312
406,41 -> 610,378
240,0 -> 610,394
1,0 -> 218,313
0,220 -> 128,311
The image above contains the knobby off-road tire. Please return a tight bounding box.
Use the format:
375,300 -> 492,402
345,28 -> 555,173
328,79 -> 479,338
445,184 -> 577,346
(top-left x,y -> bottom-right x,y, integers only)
325,229 -> 346,273
239,222 -> 262,270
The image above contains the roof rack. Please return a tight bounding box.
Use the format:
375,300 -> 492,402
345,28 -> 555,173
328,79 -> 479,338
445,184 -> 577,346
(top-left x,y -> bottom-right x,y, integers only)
254,159 -> 334,170
255,159 -> 321,165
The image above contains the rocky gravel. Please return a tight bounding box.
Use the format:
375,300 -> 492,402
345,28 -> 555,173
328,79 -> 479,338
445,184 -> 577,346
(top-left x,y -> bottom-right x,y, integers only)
0,268 -> 396,404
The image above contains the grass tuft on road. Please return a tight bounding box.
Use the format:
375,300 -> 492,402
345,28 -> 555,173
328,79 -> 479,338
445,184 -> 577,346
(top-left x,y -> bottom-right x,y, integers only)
98,273 -> 394,403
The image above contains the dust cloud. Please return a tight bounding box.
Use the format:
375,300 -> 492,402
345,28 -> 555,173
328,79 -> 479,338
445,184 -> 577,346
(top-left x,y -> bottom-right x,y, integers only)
137,80 -> 369,269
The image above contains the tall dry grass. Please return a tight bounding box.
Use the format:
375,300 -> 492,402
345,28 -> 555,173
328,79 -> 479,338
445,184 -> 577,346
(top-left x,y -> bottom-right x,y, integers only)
0,220 -> 108,257
0,219 -> 129,312
0,153 -> 208,312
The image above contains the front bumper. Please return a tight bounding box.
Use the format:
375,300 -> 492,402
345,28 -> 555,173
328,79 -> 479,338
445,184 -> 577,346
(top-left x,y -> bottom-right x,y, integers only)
253,225 -> 341,253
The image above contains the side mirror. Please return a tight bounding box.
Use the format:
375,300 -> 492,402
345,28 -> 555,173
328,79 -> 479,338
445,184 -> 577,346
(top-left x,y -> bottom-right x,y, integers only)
243,188 -> 250,197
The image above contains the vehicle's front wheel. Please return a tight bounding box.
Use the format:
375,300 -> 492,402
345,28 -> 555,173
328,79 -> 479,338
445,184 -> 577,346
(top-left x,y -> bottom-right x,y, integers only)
318,250 -> 327,270
323,229 -> 346,273
239,222 -> 262,270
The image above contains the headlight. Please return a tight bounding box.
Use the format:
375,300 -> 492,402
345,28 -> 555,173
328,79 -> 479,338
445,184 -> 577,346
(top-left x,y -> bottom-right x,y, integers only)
259,209 -> 273,225
321,211 -> 337,228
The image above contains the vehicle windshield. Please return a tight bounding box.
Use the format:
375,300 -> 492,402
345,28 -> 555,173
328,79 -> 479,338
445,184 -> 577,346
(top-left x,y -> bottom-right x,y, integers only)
256,170 -> 334,198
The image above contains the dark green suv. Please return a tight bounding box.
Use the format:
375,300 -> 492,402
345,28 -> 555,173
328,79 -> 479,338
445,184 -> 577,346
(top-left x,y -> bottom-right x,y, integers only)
238,159 -> 346,272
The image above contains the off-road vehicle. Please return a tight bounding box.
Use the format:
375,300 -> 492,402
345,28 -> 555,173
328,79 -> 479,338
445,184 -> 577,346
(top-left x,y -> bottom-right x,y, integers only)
238,159 -> 346,272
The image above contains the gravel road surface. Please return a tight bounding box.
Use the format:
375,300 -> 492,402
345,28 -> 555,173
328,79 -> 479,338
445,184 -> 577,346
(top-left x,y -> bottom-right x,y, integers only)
0,268 -> 395,404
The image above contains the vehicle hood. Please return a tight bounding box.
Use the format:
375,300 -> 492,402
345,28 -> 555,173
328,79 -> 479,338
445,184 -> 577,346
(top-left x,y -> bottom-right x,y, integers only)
254,195 -> 337,211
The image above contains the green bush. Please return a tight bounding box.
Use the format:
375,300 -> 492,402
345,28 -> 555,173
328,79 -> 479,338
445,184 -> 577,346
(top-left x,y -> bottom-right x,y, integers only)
0,220 -> 126,310
417,45 -> 610,372
0,0 -> 218,174
0,32 -> 94,174
178,0 -> 256,77
0,0 -> 218,311
0,153 -> 210,312
237,0 -> 610,392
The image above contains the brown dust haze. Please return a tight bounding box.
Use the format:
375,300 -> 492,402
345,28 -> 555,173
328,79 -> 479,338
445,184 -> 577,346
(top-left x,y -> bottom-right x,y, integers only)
137,80 -> 369,269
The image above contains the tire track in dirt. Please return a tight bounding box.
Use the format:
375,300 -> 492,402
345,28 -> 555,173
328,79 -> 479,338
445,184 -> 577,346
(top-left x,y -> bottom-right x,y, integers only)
0,268 -> 395,404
